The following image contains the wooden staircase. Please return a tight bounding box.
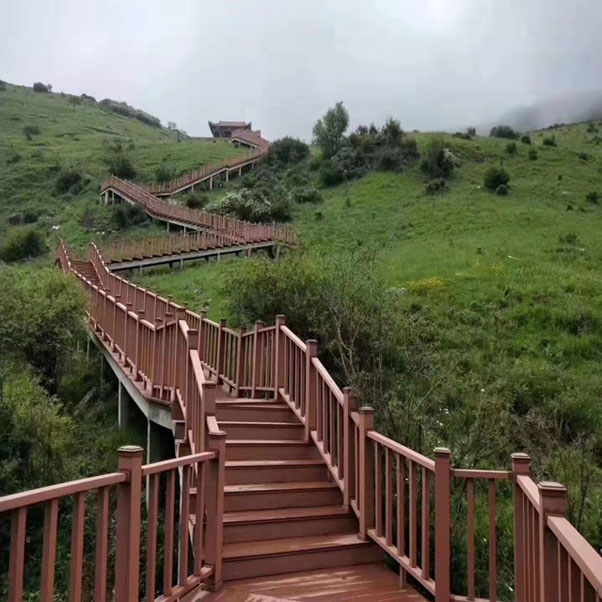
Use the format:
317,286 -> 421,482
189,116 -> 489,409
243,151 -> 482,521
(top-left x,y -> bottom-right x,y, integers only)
181,393 -> 382,582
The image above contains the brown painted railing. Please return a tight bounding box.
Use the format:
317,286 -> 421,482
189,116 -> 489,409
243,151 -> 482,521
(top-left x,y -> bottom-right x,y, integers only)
98,229 -> 245,263
3,239 -> 602,600
0,445 -> 225,602
142,148 -> 266,195
100,175 -> 295,245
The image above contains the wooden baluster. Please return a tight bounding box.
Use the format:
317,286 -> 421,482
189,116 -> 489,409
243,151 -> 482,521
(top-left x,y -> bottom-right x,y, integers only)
146,474 -> 159,602
409,461 -> 417,568
385,447 -> 393,546
467,478 -> 475,601
115,445 -> 143,602
163,469 -> 175,596
375,442 -> 382,538
489,480 -> 497,602
538,482 -> 567,602
421,468 -> 431,580
69,492 -> 86,602
358,407 -> 375,540
8,507 -> 26,602
397,455 -> 407,588
434,448 -> 451,602
40,499 -> 58,602
178,465 -> 191,585
194,460 -> 208,575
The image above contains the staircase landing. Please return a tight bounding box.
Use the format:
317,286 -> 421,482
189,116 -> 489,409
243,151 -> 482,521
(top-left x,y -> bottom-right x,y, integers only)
197,563 -> 427,601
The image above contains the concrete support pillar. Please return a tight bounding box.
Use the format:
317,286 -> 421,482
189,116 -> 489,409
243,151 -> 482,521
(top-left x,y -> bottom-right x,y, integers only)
146,419 -> 162,464
239,166 -> 242,177
209,176 -> 213,190
226,170 -> 229,183
100,354 -> 104,387
166,221 -> 170,233
118,381 -> 130,430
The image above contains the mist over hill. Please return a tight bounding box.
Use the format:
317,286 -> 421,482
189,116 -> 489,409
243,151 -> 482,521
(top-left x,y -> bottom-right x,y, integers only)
478,90 -> 602,134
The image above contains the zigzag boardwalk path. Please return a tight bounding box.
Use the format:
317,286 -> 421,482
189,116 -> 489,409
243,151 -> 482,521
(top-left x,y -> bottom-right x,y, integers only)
1,152 -> 601,602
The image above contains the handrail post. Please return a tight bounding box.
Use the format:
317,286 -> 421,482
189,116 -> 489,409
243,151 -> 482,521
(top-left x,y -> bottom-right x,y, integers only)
201,380 -> 216,453
512,452 -> 531,602
273,315 -> 286,401
134,309 -> 144,381
304,339 -> 318,442
205,429 -> 226,591
434,447 -> 451,602
234,327 -> 246,396
215,318 -> 226,384
343,387 -> 355,508
115,445 -> 143,602
198,310 -> 207,362
251,320 -> 263,398
538,482 -> 567,602
358,407 -> 375,540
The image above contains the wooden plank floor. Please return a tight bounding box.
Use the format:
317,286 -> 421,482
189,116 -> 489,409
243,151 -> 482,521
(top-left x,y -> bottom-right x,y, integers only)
198,563 -> 427,601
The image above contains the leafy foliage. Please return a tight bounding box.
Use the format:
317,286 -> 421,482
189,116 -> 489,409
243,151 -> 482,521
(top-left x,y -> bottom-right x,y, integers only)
484,166 -> 510,191
0,228 -> 47,262
268,137 -> 310,166
32,82 -> 50,93
312,101 -> 349,158
420,137 -> 456,179
490,125 -> 519,139
206,187 -> 291,222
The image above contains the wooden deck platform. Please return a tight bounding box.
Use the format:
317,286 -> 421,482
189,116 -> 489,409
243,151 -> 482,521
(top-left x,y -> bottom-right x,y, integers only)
197,563 -> 427,601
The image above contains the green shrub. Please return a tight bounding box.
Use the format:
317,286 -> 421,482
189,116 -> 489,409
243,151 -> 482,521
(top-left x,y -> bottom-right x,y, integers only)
268,137 -> 310,165
6,150 -> 21,164
452,132 -> 471,140
105,153 -> 136,179
490,125 -> 519,139
586,123 -> 598,134
506,142 -> 517,155
425,178 -> 447,194
0,80 -> 7,91
185,192 -> 207,209
578,152 -> 590,161
55,168 -> 82,194
292,186 -> 323,204
23,125 -> 40,140
521,135 -> 531,145
496,184 -> 510,196
154,162 -> 175,183
543,135 -> 557,147
32,82 -> 50,93
529,149 -> 538,161
113,204 -> 148,229
420,137 -> 455,179
586,191 -> 599,204
206,188 -> 291,222
0,228 -> 47,262
319,160 -> 345,187
484,166 -> 510,191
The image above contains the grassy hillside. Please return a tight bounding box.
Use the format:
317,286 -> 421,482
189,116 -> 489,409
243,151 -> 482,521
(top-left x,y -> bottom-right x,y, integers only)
0,82 -> 244,250
135,123 -> 602,551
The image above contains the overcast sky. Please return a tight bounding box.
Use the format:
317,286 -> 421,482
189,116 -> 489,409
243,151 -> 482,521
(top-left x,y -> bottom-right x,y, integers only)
1,0 -> 601,139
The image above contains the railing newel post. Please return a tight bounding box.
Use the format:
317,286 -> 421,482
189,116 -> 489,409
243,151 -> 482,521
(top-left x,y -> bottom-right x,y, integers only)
251,320 -> 263,398
215,318 -> 227,385
205,429 -> 226,591
234,327 -> 246,396
434,447 -> 451,602
115,445 -> 143,602
342,386 -> 355,508
358,406 -> 375,540
538,481 -> 567,602
304,340 -> 318,442
512,452 -> 531,602
273,315 -> 286,401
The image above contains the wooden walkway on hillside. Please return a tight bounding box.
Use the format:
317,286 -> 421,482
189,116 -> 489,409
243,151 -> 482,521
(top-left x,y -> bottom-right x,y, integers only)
198,564 -> 426,601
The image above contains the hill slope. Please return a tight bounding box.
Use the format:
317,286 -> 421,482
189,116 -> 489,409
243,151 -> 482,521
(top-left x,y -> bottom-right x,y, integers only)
0,82 -> 244,248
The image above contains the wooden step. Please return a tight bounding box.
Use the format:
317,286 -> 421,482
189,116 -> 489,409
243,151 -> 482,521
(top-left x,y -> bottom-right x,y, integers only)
223,481 -> 343,512
225,460 -> 326,485
216,402 -> 299,423
219,421 -> 305,440
222,505 -> 356,543
222,533 -> 383,580
226,440 -> 321,460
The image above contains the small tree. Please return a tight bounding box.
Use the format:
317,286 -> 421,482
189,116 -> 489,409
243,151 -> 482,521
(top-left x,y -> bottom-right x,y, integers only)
68,96 -> 81,111
33,82 -> 50,93
312,101 -> 349,158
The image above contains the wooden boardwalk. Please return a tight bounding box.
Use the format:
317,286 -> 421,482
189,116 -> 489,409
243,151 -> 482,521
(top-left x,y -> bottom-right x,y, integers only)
1,151 -> 601,602
198,564 -> 427,601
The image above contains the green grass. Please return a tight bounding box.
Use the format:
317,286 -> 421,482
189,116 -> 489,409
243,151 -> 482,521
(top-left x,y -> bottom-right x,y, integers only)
0,83 -> 245,251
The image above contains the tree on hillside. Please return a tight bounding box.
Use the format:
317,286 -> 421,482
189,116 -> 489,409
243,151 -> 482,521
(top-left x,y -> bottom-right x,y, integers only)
68,95 -> 81,111
312,101 -> 349,158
